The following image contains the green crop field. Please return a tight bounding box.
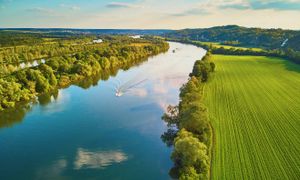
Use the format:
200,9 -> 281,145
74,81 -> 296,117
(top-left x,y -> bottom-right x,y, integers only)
193,41 -> 263,51
204,55 -> 300,179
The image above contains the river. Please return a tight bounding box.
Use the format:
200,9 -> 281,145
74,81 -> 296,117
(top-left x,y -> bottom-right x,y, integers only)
0,42 -> 206,180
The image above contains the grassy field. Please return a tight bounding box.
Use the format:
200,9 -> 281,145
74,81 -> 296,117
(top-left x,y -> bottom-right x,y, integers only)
194,41 -> 263,51
204,55 -> 300,179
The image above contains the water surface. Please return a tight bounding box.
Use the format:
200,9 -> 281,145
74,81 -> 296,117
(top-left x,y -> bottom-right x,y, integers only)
0,42 -> 206,180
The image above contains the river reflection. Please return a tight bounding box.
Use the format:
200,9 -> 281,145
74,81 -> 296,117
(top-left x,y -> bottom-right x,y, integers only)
0,103 -> 33,128
34,148 -> 128,180
74,148 -> 128,169
0,70 -> 120,129
0,42 -> 206,180
39,91 -> 71,114
35,159 -> 68,180
0,90 -> 67,128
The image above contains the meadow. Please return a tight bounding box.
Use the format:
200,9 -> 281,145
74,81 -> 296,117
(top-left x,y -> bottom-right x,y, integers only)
204,55 -> 300,179
193,41 -> 263,52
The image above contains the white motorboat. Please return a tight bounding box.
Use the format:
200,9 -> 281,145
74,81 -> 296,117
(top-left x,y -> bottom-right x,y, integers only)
115,90 -> 123,97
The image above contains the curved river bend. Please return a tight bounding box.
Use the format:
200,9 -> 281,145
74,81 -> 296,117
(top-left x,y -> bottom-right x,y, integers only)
0,42 -> 206,180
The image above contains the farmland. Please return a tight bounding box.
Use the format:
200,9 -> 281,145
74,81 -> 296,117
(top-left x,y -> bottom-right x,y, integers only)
204,55 -> 300,179
193,41 -> 263,52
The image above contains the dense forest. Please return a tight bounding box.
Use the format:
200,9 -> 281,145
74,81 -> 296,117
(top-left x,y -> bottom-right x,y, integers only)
162,52 -> 215,179
169,38 -> 300,64
0,29 -> 171,47
165,25 -> 300,51
0,33 -> 169,111
165,26 -> 300,64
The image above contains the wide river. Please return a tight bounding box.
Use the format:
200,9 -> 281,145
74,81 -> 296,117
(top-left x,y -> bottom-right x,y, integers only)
0,42 -> 206,180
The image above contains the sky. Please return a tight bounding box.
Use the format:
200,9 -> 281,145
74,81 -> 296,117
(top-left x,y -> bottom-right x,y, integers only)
0,0 -> 300,29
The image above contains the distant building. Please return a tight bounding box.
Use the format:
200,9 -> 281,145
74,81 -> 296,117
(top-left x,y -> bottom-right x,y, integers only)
129,35 -> 141,39
93,39 -> 103,43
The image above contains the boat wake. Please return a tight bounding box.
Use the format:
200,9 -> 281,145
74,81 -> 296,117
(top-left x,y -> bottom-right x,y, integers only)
114,78 -> 147,97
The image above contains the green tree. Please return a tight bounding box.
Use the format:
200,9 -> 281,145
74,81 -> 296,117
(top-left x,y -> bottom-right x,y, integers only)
209,62 -> 215,72
172,129 -> 210,179
99,57 -> 111,70
39,64 -> 57,86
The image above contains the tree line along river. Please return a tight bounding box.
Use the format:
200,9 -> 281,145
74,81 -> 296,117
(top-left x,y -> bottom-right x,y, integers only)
0,42 -> 206,180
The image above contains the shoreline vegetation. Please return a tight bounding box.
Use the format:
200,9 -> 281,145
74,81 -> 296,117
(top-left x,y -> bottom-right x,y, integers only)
0,27 -> 300,180
168,38 -> 300,64
0,36 -> 169,111
163,37 -> 300,179
162,51 -> 215,179
165,25 -> 300,64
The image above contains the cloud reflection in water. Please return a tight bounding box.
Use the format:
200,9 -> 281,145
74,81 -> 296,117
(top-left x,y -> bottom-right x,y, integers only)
40,90 -> 70,114
35,159 -> 67,180
74,148 -> 128,170
129,88 -> 148,97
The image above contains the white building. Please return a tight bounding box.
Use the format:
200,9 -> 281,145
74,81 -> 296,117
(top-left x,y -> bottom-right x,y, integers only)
93,39 -> 103,43
129,35 -> 141,39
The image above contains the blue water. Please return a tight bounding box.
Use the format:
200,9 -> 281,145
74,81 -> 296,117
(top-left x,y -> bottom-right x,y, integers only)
0,42 -> 206,180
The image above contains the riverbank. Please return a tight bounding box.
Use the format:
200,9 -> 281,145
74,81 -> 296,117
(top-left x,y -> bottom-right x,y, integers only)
163,46 -> 300,179
0,42 -> 207,179
0,37 -> 169,111
167,38 -> 300,64
162,51 -> 215,179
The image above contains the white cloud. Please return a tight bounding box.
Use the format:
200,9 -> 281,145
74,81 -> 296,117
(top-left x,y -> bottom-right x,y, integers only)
218,0 -> 251,9
70,6 -> 80,11
60,4 -> 80,11
169,8 -> 210,17
106,2 -> 144,9
3,0 -> 299,29
166,0 -> 250,17
26,7 -> 54,13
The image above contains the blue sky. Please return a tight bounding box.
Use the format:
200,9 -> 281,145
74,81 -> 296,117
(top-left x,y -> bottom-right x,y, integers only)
0,0 -> 300,29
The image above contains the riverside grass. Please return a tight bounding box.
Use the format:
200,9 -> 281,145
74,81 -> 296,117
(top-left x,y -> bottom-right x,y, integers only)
204,55 -> 300,179
192,41 -> 263,52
